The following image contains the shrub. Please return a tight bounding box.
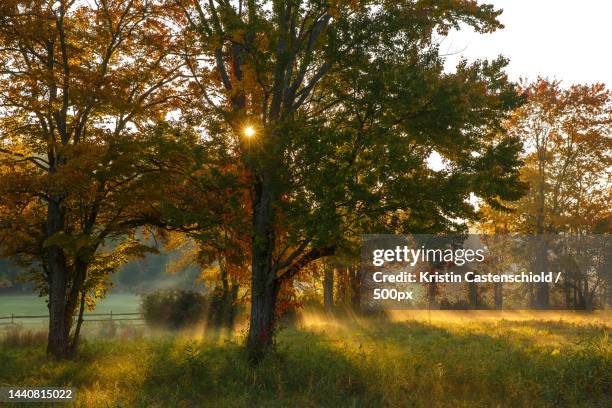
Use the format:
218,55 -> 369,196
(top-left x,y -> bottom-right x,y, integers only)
141,289 -> 208,329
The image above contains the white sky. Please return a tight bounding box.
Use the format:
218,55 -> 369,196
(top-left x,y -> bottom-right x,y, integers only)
429,1 -> 611,202
442,0 -> 612,86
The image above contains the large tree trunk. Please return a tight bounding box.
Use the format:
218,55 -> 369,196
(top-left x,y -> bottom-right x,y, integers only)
247,175 -> 278,361
46,199 -> 71,359
247,278 -> 279,361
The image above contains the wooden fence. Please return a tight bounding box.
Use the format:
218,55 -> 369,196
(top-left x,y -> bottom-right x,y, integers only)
0,311 -> 144,326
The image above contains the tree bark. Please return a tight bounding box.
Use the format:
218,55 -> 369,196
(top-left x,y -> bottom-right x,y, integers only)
46,198 -> 71,359
247,174 -> 278,361
247,278 -> 280,362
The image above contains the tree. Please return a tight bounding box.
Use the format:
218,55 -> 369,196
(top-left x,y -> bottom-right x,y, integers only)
0,0 -> 184,358
176,0 -> 524,360
478,79 -> 611,309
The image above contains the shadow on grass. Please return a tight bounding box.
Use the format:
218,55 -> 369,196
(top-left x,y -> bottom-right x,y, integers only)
135,331 -> 383,407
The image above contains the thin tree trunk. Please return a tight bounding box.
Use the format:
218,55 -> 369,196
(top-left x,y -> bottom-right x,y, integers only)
226,280 -> 239,329
573,284 -> 578,309
468,281 -> 479,309
68,260 -> 89,356
533,237 -> 550,309
323,266 -> 334,313
564,278 -> 571,309
494,282 -> 503,310
215,261 -> 239,329
349,265 -> 360,311
70,288 -> 86,358
583,278 -> 591,310
533,149 -> 549,309
427,267 -> 438,308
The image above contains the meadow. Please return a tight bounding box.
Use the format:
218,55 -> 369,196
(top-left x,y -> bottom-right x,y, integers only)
0,311 -> 610,407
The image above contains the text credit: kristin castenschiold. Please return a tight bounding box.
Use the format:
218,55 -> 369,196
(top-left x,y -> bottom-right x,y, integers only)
359,234 -> 610,309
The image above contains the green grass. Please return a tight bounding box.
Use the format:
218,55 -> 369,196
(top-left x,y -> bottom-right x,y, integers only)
0,314 -> 610,407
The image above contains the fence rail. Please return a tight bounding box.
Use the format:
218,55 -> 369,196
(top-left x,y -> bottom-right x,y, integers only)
0,311 -> 144,325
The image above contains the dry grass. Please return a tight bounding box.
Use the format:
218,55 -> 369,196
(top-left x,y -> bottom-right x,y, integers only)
1,325 -> 47,348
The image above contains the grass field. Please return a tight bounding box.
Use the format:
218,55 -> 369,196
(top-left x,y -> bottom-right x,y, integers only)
0,311 -> 610,407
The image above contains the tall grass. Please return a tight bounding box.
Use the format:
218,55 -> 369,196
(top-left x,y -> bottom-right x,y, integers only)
0,313 -> 609,407
1,325 -> 47,348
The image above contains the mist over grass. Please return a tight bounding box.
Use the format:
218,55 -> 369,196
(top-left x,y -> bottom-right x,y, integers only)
1,312 -> 610,407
